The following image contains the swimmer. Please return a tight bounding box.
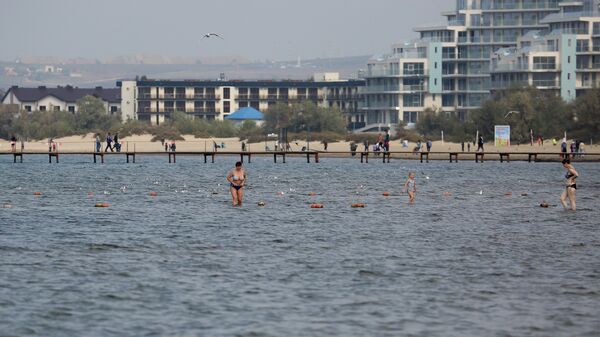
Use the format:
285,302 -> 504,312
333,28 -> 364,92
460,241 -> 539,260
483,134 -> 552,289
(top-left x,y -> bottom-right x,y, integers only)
404,172 -> 416,204
560,159 -> 578,211
227,161 -> 247,207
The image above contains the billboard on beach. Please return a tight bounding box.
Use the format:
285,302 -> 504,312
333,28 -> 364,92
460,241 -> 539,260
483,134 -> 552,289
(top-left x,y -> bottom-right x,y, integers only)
495,125 -> 511,147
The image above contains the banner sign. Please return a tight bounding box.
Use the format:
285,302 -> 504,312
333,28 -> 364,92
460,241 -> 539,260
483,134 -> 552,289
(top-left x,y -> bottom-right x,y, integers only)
495,125 -> 511,147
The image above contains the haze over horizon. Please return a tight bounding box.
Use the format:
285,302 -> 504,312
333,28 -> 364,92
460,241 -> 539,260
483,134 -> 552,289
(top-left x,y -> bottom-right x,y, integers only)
0,0 -> 451,63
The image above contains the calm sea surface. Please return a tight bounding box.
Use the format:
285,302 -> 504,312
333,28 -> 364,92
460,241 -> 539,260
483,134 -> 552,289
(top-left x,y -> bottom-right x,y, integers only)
0,155 -> 599,337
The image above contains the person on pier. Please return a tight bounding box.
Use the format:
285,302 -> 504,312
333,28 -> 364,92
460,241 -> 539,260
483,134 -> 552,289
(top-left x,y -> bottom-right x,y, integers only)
227,161 -> 247,207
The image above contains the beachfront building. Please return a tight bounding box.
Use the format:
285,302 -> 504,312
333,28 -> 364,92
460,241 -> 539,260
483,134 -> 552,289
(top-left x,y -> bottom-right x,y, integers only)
118,73 -> 364,126
358,0 -> 572,130
491,1 -> 600,101
0,85 -> 121,115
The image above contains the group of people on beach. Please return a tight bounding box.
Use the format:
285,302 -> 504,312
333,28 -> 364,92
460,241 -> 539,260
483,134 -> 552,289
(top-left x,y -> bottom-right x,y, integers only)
225,159 -> 579,211
95,133 -> 121,152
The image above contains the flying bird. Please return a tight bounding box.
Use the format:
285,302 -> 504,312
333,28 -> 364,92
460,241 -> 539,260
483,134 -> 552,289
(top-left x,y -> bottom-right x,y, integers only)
203,33 -> 224,40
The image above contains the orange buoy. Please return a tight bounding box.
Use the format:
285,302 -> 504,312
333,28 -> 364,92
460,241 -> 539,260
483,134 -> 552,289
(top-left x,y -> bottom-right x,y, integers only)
308,192 -> 317,196
351,203 -> 366,208
94,203 -> 109,208
33,192 -> 42,196
443,192 -> 452,197
505,192 -> 513,196
521,193 -> 529,197
87,192 -> 94,197
149,192 -> 158,197
382,192 -> 390,197
310,204 -> 324,209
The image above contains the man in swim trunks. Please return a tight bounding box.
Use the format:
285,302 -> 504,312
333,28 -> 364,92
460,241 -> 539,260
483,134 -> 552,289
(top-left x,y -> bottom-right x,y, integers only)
560,159 -> 579,211
227,161 -> 247,207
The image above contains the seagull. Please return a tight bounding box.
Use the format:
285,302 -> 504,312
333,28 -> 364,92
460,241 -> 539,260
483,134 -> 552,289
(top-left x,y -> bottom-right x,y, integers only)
203,33 -> 224,40
504,110 -> 520,119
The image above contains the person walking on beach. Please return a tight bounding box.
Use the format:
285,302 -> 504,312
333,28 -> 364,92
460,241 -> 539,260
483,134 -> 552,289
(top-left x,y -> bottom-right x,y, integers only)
461,141 -> 465,152
48,138 -> 54,152
105,133 -> 114,152
10,134 -> 16,152
561,140 -> 567,158
426,139 -> 432,152
467,142 -> 471,152
477,136 -> 484,152
114,132 -> 121,152
95,134 -> 101,152
384,130 -> 390,152
377,133 -> 384,150
227,161 -> 246,207
363,139 -> 369,152
560,159 -> 578,211
404,172 -> 416,204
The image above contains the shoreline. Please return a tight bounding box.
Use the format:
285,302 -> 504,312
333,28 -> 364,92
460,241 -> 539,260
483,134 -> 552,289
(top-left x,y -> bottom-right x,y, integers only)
1,133 -> 597,155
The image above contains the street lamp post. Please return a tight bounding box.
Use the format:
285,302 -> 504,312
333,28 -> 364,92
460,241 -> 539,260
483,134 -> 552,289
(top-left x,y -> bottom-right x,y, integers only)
307,125 -> 311,151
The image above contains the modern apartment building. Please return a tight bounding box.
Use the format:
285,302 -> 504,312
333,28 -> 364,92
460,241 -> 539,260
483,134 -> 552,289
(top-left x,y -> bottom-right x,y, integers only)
357,0 -> 576,130
118,73 -> 364,125
491,1 -> 600,100
0,85 -> 121,115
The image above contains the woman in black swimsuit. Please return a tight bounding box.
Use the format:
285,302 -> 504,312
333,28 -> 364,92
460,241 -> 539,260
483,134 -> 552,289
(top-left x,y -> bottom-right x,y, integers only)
227,161 -> 247,207
560,159 -> 579,211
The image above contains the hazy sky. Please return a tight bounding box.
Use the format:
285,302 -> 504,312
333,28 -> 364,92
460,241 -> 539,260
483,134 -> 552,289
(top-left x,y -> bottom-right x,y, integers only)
0,0 -> 452,61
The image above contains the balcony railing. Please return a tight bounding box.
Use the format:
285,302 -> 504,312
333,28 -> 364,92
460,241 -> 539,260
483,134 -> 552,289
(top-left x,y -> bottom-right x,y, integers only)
491,63 -> 530,72
152,94 -> 220,100
532,80 -> 559,87
137,107 -> 218,114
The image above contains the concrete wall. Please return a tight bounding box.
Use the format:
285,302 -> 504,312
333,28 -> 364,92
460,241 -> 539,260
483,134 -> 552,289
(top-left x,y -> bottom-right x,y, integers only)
120,80 -> 137,121
561,34 -> 577,102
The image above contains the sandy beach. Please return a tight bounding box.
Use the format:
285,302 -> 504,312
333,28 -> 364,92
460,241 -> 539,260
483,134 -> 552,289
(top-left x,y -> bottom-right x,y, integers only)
1,133 -> 597,154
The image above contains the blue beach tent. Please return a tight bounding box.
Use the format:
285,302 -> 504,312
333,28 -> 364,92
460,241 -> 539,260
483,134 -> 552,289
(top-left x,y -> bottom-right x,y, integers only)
224,107 -> 264,123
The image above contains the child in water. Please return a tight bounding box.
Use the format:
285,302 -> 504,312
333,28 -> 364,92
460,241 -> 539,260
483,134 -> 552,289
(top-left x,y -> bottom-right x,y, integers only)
404,172 -> 416,204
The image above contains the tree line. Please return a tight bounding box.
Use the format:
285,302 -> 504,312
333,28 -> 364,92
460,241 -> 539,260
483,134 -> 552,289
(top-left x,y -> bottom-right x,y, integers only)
413,86 -> 600,144
0,97 -> 349,142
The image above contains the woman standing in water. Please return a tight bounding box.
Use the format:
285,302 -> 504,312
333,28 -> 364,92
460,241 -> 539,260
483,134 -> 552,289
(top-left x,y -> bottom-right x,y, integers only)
227,161 -> 247,207
404,172 -> 416,204
560,159 -> 578,211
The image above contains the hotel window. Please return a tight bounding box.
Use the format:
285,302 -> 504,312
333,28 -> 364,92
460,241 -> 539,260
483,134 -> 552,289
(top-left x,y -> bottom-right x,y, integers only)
223,101 -> 230,113
68,106 -> 75,113
54,106 -> 60,111
403,111 -> 418,123
110,106 -> 118,114
223,88 -> 230,99
24,105 -> 32,112
442,47 -> 455,59
403,63 -> 424,76
403,94 -> 423,107
533,57 -> 556,70
442,94 -> 454,107
39,106 -> 46,111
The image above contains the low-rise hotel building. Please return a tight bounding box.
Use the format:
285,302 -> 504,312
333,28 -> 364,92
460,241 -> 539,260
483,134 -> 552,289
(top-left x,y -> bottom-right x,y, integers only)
118,73 -> 364,125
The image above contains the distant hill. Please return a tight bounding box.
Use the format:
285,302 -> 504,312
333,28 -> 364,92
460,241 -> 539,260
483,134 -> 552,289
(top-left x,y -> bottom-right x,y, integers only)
0,55 -> 371,88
